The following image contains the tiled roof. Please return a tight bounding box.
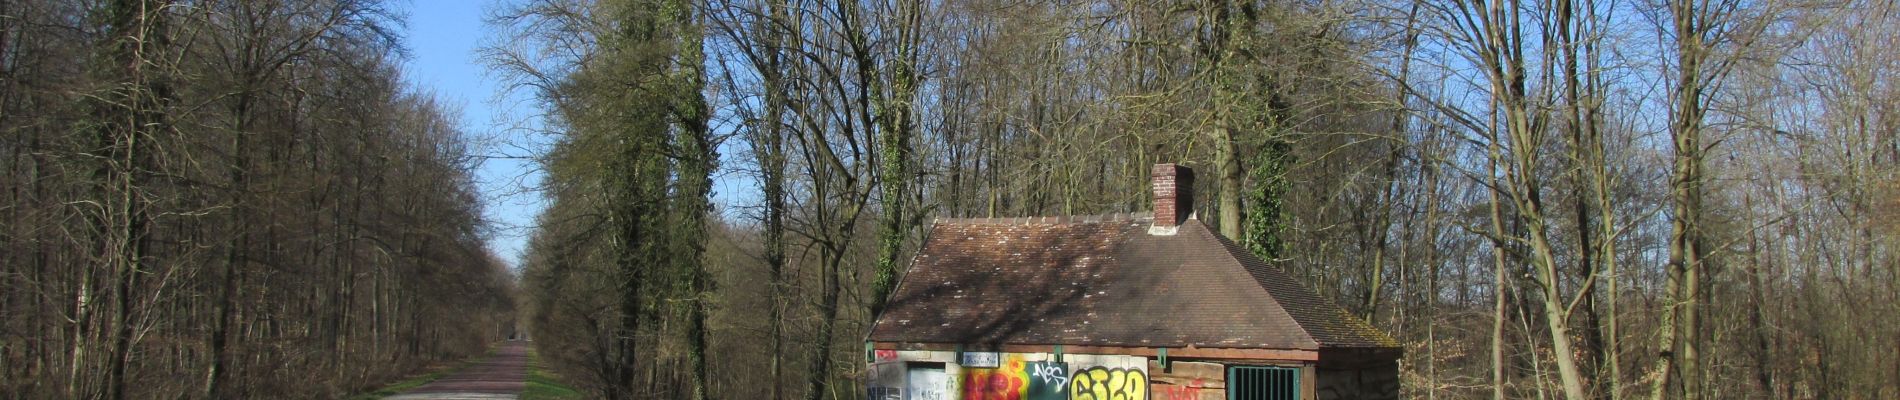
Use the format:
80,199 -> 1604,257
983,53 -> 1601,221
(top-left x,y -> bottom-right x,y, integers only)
867,214 -> 1398,351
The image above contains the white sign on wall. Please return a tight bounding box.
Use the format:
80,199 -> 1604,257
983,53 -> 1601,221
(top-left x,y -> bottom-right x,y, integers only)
960,351 -> 1000,368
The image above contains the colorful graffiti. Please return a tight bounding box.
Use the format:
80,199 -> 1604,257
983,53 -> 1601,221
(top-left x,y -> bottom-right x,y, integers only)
964,366 -> 1025,400
962,355 -> 1070,400
1070,366 -> 1148,400
1155,379 -> 1208,400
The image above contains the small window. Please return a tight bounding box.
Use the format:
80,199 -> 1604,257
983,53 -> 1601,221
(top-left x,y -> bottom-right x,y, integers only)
1228,365 -> 1300,400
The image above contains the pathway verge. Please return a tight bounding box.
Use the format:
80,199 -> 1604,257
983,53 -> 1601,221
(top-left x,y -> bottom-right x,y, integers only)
384,341 -> 529,400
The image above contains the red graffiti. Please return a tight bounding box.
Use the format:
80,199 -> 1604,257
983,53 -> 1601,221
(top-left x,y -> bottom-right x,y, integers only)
964,357 -> 1029,400
963,370 -> 1025,400
1158,379 -> 1207,400
874,349 -> 898,362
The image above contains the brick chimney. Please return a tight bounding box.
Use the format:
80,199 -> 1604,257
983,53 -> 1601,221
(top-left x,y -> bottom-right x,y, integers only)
1151,163 -> 1194,234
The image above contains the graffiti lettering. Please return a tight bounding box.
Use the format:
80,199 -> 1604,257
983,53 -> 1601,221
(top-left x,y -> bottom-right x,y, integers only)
1157,386 -> 1196,400
1023,362 -> 1069,399
1070,367 -> 1148,400
1030,362 -> 1070,388
1157,379 -> 1206,400
874,349 -> 898,362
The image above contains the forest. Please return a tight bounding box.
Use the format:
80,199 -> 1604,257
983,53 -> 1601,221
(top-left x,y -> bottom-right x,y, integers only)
0,0 -> 518,398
489,0 -> 1900,398
3,0 -> 1897,399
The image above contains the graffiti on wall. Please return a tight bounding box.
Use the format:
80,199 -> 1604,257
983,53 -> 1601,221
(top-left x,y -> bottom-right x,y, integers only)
1155,379 -> 1208,400
961,354 -> 1070,400
1149,361 -> 1224,400
1024,361 -> 1069,399
1030,362 -> 1070,389
1070,367 -> 1148,400
963,365 -> 1023,400
868,351 -> 1153,400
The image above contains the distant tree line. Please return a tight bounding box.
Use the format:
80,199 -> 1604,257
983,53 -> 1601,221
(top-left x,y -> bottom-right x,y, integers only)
491,0 -> 1900,399
0,0 -> 517,398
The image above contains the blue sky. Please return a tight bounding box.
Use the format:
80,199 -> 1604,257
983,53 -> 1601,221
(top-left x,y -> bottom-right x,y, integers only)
397,0 -> 756,271
398,0 -> 547,271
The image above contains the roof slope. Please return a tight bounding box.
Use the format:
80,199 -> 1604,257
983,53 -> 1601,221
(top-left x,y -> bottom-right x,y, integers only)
867,214 -> 1397,351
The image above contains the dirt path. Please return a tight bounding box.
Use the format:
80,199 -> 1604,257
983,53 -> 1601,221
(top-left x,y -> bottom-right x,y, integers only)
385,341 -> 528,400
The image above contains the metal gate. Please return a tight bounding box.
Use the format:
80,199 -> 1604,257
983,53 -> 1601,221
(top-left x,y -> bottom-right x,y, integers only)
1227,366 -> 1300,400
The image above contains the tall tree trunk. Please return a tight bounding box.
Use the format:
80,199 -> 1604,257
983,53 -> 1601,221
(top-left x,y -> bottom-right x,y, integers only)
1204,0 -> 1248,241
1744,193 -> 1775,396
93,1 -> 169,398
1487,142 -> 1509,400
672,1 -> 714,396
870,0 -> 921,318
68,241 -> 94,398
758,1 -> 791,395
1215,124 -> 1243,239
611,162 -> 651,400
1557,0 -> 1610,393
206,74 -> 257,400
805,246 -> 844,400
1655,0 -> 1709,395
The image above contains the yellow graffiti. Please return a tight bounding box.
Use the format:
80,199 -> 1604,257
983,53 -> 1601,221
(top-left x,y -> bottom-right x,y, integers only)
1069,366 -> 1147,400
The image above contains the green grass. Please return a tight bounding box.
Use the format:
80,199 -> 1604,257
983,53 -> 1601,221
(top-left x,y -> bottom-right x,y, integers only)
520,347 -> 583,400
